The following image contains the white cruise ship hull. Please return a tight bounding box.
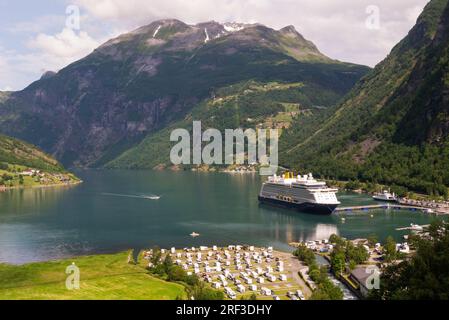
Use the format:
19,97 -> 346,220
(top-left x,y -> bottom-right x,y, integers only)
258,195 -> 338,215
258,173 -> 340,215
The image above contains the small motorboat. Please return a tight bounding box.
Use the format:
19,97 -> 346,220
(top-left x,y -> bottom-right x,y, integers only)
147,195 -> 161,200
190,232 -> 200,238
372,190 -> 397,202
410,223 -> 423,231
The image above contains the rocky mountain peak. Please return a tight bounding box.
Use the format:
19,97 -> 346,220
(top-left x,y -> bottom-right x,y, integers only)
279,25 -> 297,33
0,16 -> 370,167
40,71 -> 56,80
223,22 -> 257,32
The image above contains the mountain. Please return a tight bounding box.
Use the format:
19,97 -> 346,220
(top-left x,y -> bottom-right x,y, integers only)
280,0 -> 449,195
0,134 -> 63,172
107,80 -> 328,169
0,134 -> 79,188
0,20 -> 369,167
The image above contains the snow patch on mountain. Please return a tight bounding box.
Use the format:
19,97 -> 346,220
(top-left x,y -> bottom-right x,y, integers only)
153,25 -> 162,38
204,28 -> 210,43
223,22 -> 246,32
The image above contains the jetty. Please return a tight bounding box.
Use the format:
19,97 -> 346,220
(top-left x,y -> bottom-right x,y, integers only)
335,203 -> 436,213
395,224 -> 429,231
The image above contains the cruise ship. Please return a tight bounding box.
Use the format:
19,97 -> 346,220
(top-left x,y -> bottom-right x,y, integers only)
258,172 -> 340,214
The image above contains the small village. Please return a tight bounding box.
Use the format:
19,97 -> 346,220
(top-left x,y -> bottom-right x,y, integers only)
140,220 -> 446,301
289,231 -> 423,299
0,165 -> 79,190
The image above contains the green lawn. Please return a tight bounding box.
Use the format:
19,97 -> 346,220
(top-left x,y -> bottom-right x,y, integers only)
0,251 -> 186,300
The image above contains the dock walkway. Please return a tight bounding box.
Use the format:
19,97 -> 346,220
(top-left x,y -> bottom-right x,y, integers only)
396,224 -> 429,231
335,204 -> 432,213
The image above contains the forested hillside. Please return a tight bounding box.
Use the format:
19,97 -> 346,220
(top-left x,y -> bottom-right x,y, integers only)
279,0 -> 449,196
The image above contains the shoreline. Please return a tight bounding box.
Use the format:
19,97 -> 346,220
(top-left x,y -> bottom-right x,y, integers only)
127,166 -> 449,202
0,180 -> 82,192
0,248 -> 122,266
154,168 -> 449,212
0,244 -> 297,266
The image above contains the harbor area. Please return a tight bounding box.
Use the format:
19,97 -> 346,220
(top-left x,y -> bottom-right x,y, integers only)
143,245 -> 309,300
397,198 -> 449,214
335,203 -> 449,214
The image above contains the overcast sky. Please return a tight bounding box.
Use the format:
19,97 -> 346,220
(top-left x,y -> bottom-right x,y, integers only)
0,0 -> 430,91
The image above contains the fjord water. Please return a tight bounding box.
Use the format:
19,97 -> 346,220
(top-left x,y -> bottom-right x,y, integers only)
0,170 -> 439,264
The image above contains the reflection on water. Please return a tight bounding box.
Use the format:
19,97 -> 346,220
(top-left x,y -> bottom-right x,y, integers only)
0,170 -> 443,264
311,224 -> 339,242
0,186 -> 75,220
258,207 -> 339,244
0,223 -> 93,263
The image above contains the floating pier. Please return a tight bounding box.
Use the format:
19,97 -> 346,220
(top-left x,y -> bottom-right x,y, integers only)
395,224 -> 429,231
335,204 -> 430,213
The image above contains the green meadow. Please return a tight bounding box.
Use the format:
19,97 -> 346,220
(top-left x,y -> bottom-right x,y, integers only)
0,251 -> 185,300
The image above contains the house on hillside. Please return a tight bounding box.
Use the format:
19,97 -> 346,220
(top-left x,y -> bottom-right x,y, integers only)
350,266 -> 380,297
20,169 -> 40,176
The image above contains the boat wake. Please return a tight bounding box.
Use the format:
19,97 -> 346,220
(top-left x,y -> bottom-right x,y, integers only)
144,195 -> 161,200
101,193 -> 161,200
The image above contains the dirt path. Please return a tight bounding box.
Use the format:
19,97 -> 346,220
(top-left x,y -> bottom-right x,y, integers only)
278,252 -> 312,298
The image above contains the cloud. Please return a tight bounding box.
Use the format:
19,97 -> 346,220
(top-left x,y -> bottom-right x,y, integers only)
0,48 -> 59,90
6,15 -> 65,34
75,0 -> 429,67
0,51 -> 15,91
0,28 -> 104,91
1,0 -> 431,90
29,28 -> 100,61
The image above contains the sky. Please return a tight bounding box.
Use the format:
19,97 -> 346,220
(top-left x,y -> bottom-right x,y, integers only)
0,0 -> 430,91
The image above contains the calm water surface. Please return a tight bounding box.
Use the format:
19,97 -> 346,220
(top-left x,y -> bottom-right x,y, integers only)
0,170 -> 441,264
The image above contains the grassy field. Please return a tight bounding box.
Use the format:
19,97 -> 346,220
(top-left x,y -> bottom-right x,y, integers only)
0,251 -> 186,300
